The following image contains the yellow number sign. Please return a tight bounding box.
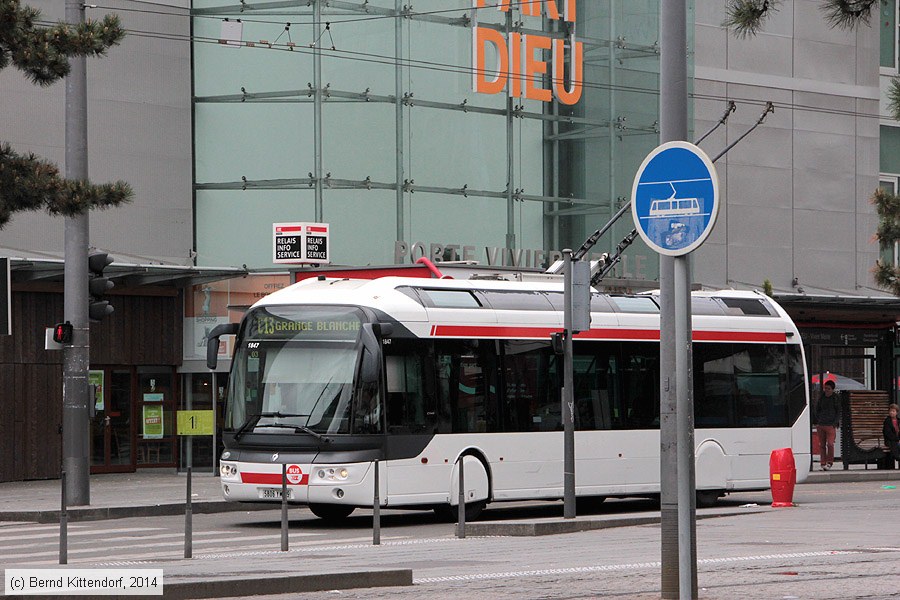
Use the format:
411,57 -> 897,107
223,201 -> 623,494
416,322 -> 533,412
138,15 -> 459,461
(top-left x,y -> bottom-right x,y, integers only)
177,410 -> 214,436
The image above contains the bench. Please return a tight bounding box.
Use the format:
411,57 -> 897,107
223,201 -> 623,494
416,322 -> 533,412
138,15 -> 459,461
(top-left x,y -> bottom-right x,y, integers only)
840,391 -> 889,470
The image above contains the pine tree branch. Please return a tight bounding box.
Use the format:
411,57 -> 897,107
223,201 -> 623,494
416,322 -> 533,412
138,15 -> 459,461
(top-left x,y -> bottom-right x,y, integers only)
873,260 -> 900,296
723,1 -> 779,38
0,0 -> 125,86
0,144 -> 133,228
821,0 -> 882,30
725,0 -> 882,37
887,77 -> 900,122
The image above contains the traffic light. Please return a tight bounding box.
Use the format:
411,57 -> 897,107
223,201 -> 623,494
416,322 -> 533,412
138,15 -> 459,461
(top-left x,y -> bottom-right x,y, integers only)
88,251 -> 114,321
53,322 -> 73,344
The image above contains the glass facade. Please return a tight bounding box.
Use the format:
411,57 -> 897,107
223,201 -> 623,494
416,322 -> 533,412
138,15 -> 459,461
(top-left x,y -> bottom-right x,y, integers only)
192,1 -> 677,277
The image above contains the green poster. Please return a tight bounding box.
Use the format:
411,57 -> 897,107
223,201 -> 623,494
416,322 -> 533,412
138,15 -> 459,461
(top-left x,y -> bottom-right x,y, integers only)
142,405 -> 164,439
89,370 -> 104,411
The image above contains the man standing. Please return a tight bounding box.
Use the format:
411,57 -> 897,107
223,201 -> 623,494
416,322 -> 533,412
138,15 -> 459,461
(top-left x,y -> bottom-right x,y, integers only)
814,380 -> 841,470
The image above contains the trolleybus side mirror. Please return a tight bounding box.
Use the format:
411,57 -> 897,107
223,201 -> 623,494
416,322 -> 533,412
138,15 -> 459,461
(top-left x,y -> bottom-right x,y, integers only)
374,322 -> 394,337
207,323 -> 239,370
360,323 -> 383,384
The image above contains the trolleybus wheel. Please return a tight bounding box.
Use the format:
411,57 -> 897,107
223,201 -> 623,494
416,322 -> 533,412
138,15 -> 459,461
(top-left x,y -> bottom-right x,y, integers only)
575,495 -> 607,514
308,503 -> 355,521
695,490 -> 722,508
434,499 -> 486,522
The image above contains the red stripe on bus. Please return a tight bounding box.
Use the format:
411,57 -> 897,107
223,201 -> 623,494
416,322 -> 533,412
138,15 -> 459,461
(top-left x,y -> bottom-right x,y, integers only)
241,472 -> 309,485
431,325 -> 786,343
693,331 -> 786,342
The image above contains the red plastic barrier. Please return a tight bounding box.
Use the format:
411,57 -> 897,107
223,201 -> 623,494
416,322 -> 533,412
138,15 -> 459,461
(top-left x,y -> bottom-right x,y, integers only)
769,447 -> 796,508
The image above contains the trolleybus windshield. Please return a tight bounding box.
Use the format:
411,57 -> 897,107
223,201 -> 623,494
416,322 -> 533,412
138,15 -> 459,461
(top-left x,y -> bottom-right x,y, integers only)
225,306 -> 367,436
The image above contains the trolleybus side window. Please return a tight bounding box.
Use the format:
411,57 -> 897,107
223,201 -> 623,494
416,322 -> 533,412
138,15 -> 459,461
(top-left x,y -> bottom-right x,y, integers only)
785,346 -> 806,425
436,340 -> 498,433
500,341 -> 560,432
693,343 -> 737,427
569,344 -> 616,431
692,342 -> 804,428
385,340 -> 437,434
609,296 -> 659,313
618,342 -> 661,429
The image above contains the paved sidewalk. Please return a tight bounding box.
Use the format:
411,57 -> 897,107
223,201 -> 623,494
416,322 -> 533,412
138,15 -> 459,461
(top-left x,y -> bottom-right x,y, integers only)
0,471 -> 270,523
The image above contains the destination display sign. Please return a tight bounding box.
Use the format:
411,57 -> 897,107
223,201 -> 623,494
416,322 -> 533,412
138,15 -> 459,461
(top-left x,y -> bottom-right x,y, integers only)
247,308 -> 362,341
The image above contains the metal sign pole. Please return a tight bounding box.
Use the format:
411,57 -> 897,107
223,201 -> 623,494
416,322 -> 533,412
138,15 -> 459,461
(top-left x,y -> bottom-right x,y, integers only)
281,464 -> 289,551
59,470 -> 67,565
373,460 -> 381,545
562,249 -> 576,519
457,456 -> 466,538
675,257 -> 697,599
655,1 -> 698,596
184,466 -> 192,559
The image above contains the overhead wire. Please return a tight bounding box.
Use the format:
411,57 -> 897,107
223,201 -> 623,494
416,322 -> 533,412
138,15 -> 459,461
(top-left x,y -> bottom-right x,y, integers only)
39,4 -> 887,121
93,0 -> 573,27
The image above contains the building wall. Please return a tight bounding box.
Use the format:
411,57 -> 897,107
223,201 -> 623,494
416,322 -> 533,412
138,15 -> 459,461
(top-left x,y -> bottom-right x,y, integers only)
0,0 -> 193,265
0,288 -> 183,482
692,0 -> 881,295
191,1 -> 665,272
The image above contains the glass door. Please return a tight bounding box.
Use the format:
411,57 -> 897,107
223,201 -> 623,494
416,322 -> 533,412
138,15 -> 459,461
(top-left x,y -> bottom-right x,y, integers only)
137,367 -> 177,467
180,373 -> 215,473
90,368 -> 134,473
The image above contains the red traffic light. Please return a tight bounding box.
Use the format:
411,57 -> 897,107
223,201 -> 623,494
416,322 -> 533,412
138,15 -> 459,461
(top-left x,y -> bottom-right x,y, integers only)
53,322 -> 73,344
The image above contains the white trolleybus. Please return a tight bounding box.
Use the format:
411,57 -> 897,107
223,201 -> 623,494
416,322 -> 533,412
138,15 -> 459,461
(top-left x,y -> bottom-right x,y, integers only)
210,275 -> 810,521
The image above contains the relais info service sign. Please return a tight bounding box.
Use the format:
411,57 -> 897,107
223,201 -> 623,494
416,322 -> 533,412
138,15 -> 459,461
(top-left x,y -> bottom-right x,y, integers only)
273,222 -> 330,265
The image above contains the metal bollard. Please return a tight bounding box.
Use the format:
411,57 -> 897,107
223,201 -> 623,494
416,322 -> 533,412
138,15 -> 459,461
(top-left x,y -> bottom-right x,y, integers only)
457,456 -> 465,539
184,466 -> 192,559
59,470 -> 67,565
281,463 -> 289,551
373,460 -> 381,545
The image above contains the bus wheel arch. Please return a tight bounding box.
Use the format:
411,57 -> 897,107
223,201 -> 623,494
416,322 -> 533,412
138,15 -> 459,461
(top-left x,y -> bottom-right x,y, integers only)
435,450 -> 491,521
695,439 -> 727,507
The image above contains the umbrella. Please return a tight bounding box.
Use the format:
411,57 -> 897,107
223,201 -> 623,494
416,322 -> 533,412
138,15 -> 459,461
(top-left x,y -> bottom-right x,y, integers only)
810,372 -> 867,391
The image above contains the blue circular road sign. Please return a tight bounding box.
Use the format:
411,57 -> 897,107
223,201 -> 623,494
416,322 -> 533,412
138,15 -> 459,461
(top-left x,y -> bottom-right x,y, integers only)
631,141 -> 719,256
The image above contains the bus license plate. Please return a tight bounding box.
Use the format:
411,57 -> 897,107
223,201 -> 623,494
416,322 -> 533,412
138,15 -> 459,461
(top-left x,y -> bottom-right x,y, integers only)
260,488 -> 292,500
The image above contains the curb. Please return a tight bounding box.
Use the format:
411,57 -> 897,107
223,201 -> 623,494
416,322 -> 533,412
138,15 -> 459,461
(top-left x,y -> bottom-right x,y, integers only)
465,508 -> 768,537
7,569 -> 413,600
806,470 -> 900,484
0,501 -> 277,524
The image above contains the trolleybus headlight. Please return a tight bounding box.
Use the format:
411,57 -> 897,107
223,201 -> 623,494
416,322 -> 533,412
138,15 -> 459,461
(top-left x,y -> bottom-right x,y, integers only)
317,467 -> 350,481
220,464 -> 237,477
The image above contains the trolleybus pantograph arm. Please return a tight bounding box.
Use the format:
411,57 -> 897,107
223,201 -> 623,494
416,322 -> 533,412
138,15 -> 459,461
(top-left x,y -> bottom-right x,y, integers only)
551,101 -> 763,278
